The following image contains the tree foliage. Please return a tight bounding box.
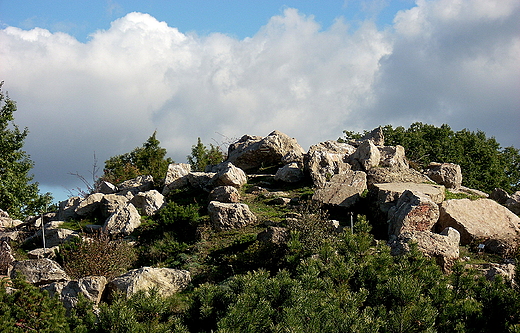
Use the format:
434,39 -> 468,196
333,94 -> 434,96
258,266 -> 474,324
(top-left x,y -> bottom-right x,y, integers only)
187,137 -> 225,172
102,132 -> 173,185
341,122 -> 520,193
0,82 -> 52,218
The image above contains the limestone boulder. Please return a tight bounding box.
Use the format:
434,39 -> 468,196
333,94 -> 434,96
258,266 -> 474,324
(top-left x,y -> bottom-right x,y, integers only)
0,209 -> 23,228
425,162 -> 462,189
107,267 -> 191,297
490,188 -> 510,205
388,190 -> 439,237
100,194 -> 129,218
348,140 -> 380,171
349,127 -> 385,147
304,140 -> 356,187
26,228 -> 79,248
163,163 -> 191,195
27,246 -> 59,259
389,227 -> 460,271
274,162 -> 304,183
257,226 -> 290,246
57,197 -> 81,221
10,258 -> 69,286
208,201 -> 257,231
210,162 -> 247,188
366,167 -> 433,187
96,180 -> 117,194
187,172 -> 217,191
438,198 -> 520,246
117,175 -> 154,194
312,171 -> 367,209
226,131 -> 305,172
75,193 -> 104,217
130,190 -> 164,216
378,145 -> 408,169
209,186 -> 241,203
43,276 -> 107,311
103,203 -> 141,236
505,191 -> 520,215
372,182 -> 446,206
0,240 -> 15,275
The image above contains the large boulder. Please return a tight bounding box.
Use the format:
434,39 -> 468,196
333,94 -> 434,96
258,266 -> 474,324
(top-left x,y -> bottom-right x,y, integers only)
438,198 -> 520,246
349,127 -> 385,147
304,141 -> 356,187
348,140 -> 380,171
425,162 -> 462,189
388,190 -> 439,237
207,201 -> 257,231
372,183 -> 446,206
378,145 -> 408,169
43,276 -> 107,311
163,163 -> 191,195
312,171 -> 367,209
100,194 -> 130,218
107,267 -> 191,298
389,227 -> 460,271
10,258 -> 69,286
366,167 -> 433,187
130,190 -> 164,216
210,162 -> 247,188
257,226 -> 290,246
187,172 -> 217,191
117,175 -> 154,194
75,193 -> 105,217
274,162 -> 304,183
209,186 -> 241,203
505,191 -> 520,215
103,203 -> 141,236
57,197 -> 81,221
25,228 -> 79,248
0,240 -> 15,275
490,188 -> 510,205
226,131 -> 305,172
96,180 -> 117,194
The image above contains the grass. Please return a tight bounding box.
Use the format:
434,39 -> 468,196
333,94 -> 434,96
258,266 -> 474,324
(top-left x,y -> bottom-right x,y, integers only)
445,189 -> 483,201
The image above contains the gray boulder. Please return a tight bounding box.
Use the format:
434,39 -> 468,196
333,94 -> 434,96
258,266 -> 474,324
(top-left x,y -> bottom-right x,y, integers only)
130,190 -> 164,216
103,203 -> 141,236
227,130 -> 305,172
188,172 -> 217,191
210,162 -> 247,188
10,258 -> 69,286
366,167 -> 433,187
438,198 -> 520,246
349,127 -> 385,147
378,145 -> 408,169
274,162 -> 304,183
96,180 -> 117,194
0,209 -> 23,228
425,162 -> 462,189
75,193 -> 105,217
505,191 -> 520,215
257,226 -> 290,246
26,228 -> 79,248
43,276 -> 107,311
490,188 -> 510,205
349,140 -> 380,171
389,227 -> 460,271
372,182 -> 446,206
57,197 -> 81,221
388,190 -> 439,237
208,201 -> 257,231
209,186 -> 241,203
107,267 -> 191,298
0,240 -> 15,275
117,175 -> 154,194
312,171 -> 367,209
304,140 -> 356,187
163,163 -> 191,195
100,194 -> 130,218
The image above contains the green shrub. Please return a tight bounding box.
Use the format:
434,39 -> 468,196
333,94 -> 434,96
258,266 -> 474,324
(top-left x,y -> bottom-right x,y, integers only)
59,232 -> 137,280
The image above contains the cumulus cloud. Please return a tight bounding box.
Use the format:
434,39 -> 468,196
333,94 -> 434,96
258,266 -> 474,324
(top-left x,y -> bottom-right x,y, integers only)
0,1 -> 519,199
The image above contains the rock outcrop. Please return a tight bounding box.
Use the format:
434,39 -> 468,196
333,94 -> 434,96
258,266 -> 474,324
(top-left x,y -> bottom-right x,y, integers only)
425,162 -> 462,189
312,171 -> 367,209
10,258 -> 69,286
304,140 -> 355,187
388,190 -> 440,237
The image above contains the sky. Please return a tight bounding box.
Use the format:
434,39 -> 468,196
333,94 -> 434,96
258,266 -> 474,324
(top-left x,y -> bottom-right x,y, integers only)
0,0 -> 519,203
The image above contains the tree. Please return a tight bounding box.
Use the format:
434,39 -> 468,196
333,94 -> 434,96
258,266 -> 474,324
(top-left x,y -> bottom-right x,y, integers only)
0,82 -> 52,218
102,132 -> 173,185
187,137 -> 224,172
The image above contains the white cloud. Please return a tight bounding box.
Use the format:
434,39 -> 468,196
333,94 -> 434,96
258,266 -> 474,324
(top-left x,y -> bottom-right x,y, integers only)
0,1 -> 519,201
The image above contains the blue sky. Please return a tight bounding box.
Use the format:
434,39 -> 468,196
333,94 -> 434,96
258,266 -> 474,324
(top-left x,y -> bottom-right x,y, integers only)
0,0 -> 519,203
1,0 -> 416,41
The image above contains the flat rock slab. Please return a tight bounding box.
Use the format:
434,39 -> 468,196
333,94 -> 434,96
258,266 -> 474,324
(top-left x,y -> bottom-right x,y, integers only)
438,198 -> 520,245
312,171 -> 367,208
373,182 -> 446,205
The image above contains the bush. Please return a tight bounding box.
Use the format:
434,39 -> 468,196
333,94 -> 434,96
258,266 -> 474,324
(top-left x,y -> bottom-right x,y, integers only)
59,232 -> 137,280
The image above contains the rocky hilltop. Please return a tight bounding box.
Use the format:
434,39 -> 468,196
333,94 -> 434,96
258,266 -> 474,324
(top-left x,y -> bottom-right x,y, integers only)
1,128 -> 519,310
